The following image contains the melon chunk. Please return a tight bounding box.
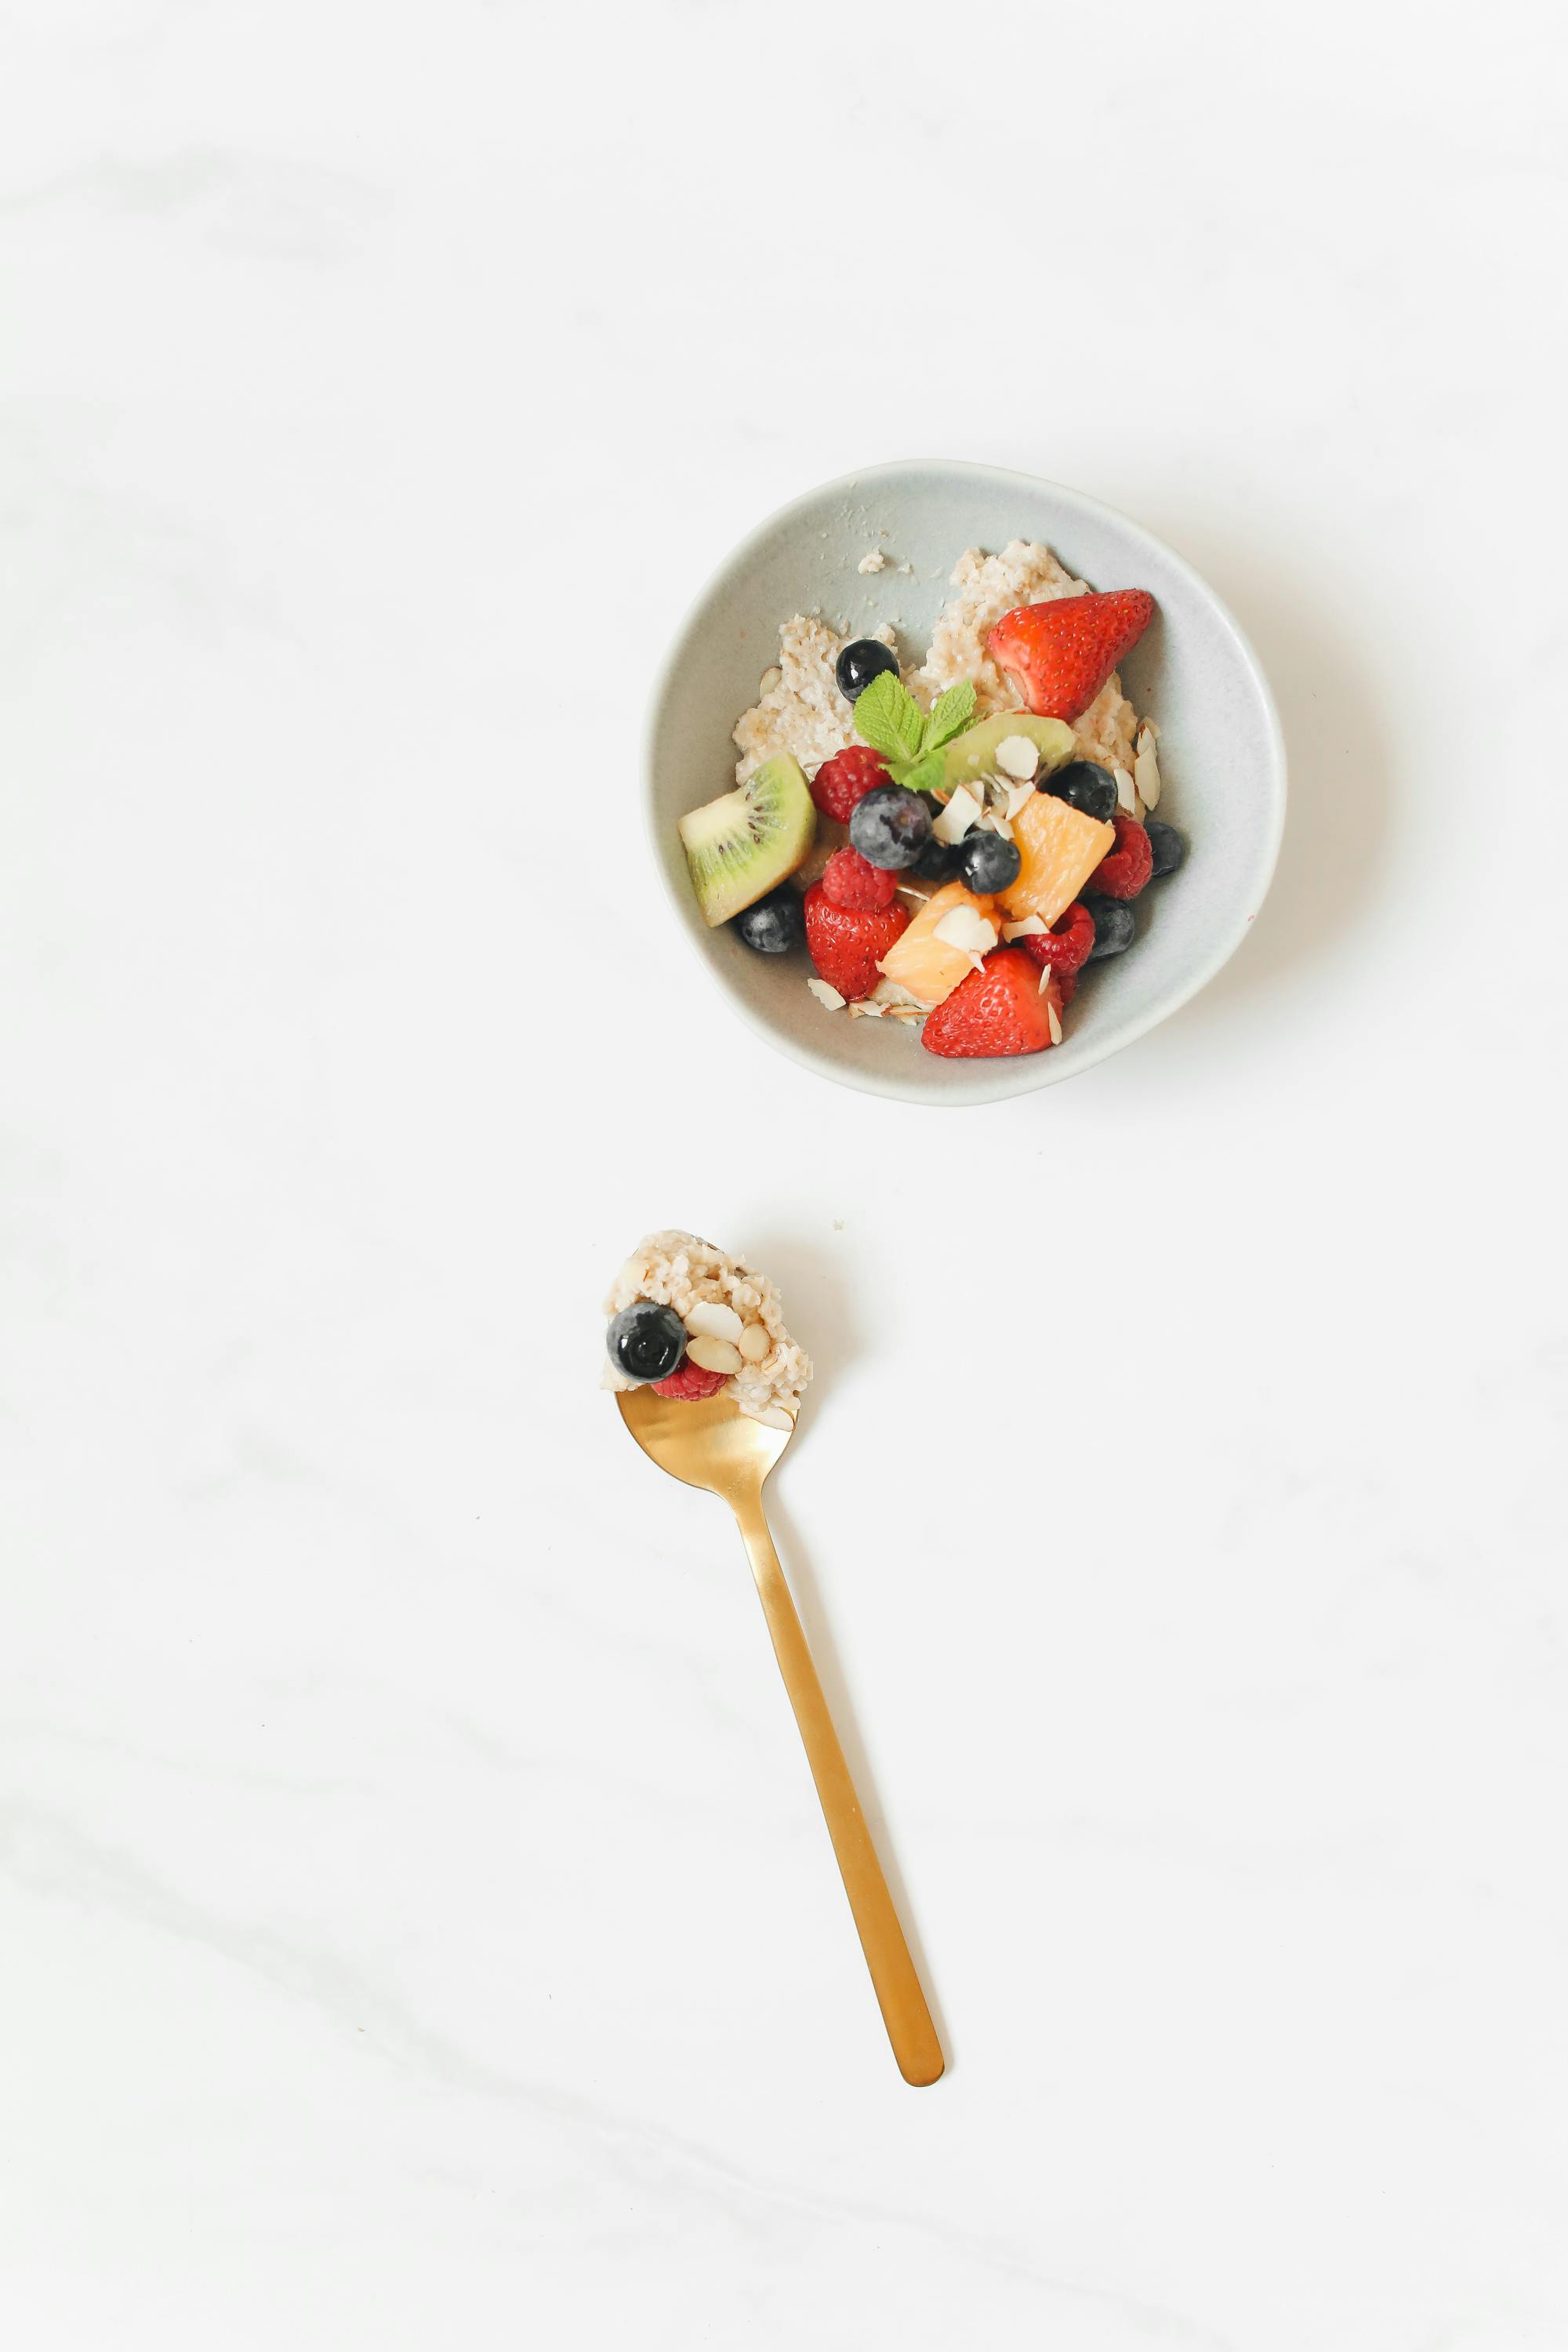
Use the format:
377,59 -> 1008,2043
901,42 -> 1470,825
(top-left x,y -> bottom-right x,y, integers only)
877,880 -> 1000,1008
1000,793 -> 1115,927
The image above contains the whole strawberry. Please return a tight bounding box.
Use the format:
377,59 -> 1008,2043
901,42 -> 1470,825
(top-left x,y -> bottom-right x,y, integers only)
811,743 -> 888,826
921,949 -> 1064,1058
821,845 -> 898,911
804,880 -> 909,1001
987,590 -> 1155,723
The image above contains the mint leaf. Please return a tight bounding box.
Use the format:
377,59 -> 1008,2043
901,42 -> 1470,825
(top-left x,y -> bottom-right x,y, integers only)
853,670 -> 924,765
902,750 -> 948,797
920,681 -> 977,756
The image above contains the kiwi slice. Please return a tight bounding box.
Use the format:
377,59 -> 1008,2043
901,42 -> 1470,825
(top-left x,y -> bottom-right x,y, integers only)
941,713 -> 1076,793
679,753 -> 815,928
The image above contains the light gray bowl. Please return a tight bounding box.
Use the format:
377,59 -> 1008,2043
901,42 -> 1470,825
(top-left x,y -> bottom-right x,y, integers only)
644,459 -> 1286,1105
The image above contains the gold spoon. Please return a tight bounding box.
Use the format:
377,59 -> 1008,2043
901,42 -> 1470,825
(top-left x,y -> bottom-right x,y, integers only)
617,1384 -> 943,2087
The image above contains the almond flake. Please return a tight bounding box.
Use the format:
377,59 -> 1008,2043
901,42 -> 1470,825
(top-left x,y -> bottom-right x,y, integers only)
995,734 -> 1040,781
1039,967 -> 1052,993
1047,1002 -> 1063,1045
807,978 -> 846,1011
759,666 -> 782,695
688,1334 -> 743,1376
932,906 -> 1000,957
1113,764 -> 1138,814
737,1322 -> 771,1362
1004,779 -> 1036,821
1003,915 -> 1048,941
685,1300 -> 743,1344
848,1000 -> 884,1017
931,784 -> 982,844
1134,723 -> 1161,811
745,1403 -> 793,1432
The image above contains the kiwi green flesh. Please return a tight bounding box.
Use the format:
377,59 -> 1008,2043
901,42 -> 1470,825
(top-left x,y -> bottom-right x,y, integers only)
941,713 -> 1076,793
679,753 -> 816,928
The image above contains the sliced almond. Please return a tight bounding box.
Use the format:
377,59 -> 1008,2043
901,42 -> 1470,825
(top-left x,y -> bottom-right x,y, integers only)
759,666 -> 782,695
1134,722 -> 1161,811
746,1404 -> 793,1431
1113,764 -> 1138,814
737,1322 -> 771,1363
687,1334 -> 743,1376
1003,914 -> 1048,941
848,1000 -> 884,1017
807,977 -> 846,1011
995,734 -> 1040,781
1004,779 -> 1036,821
932,905 -> 1000,957
1047,1002 -> 1063,1045
931,784 -> 982,844
685,1301 -> 743,1345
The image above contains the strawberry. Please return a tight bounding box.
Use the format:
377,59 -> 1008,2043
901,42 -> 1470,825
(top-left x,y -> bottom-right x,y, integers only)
811,744 -> 888,825
1088,811 -> 1154,899
1017,898 -> 1095,978
804,880 -> 909,1001
986,590 -> 1155,723
652,1361 -> 728,1401
821,845 -> 898,911
921,949 -> 1062,1059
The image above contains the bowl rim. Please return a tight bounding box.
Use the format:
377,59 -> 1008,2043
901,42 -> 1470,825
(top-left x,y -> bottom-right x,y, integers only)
642,457 -> 1288,1105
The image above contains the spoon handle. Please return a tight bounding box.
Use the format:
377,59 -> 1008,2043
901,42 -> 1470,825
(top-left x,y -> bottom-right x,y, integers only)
731,1492 -> 943,2087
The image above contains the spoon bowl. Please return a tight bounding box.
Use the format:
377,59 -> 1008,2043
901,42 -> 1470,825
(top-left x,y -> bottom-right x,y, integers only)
616,1384 -> 790,1500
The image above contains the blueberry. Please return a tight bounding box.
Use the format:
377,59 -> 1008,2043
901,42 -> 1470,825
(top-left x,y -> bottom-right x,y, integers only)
1082,895 -> 1136,960
734,884 -> 804,953
956,829 -> 1022,895
848,783 -> 932,870
607,1301 -> 688,1385
910,827 -> 963,884
834,638 -> 900,703
1044,760 -> 1119,825
1145,819 -> 1186,878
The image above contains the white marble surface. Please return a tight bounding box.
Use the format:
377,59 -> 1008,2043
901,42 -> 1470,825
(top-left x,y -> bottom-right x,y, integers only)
2,3 -> 1566,2346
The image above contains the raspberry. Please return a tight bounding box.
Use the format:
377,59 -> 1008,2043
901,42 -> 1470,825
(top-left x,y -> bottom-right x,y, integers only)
652,1361 -> 728,1401
811,744 -> 888,826
1017,898 -> 1094,978
1057,966 -> 1079,1007
821,845 -> 898,911
1089,812 -> 1153,900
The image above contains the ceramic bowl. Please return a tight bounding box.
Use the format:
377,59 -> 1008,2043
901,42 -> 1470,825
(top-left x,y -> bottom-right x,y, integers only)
644,459 -> 1286,1105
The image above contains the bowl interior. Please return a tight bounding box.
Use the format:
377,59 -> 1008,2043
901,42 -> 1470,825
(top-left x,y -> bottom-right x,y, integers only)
645,461 -> 1285,1103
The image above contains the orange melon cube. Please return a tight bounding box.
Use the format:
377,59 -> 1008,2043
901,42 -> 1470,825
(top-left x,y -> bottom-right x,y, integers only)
877,880 -> 1000,1008
1001,794 -> 1115,927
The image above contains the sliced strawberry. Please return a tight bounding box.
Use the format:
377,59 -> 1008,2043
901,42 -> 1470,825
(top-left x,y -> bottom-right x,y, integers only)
921,949 -> 1062,1059
1088,812 -> 1154,899
804,882 -> 909,1002
821,845 -> 898,911
986,590 -> 1155,722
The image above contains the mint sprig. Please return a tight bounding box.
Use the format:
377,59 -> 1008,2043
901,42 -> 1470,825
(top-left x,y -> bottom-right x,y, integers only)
852,673 -> 976,793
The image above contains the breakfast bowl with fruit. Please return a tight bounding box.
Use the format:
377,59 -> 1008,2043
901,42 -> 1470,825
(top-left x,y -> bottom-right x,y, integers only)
645,460 -> 1286,1104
